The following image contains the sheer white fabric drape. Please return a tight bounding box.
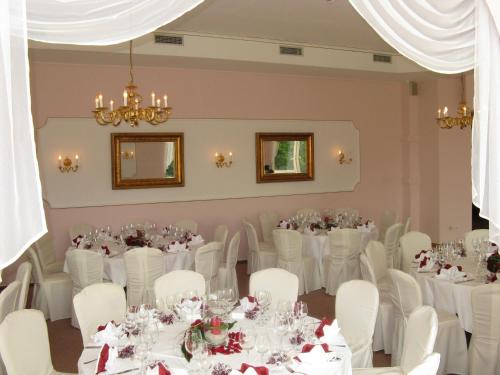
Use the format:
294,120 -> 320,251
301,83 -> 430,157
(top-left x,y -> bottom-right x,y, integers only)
0,0 -> 204,269
349,0 -> 500,244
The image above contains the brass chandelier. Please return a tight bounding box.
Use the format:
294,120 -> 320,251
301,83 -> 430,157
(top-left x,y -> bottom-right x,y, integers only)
436,74 -> 473,130
92,41 -> 171,127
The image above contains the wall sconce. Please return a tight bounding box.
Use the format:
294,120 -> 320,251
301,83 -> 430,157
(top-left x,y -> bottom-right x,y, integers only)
58,154 -> 79,172
215,152 -> 233,168
121,150 -> 135,159
337,150 -> 352,165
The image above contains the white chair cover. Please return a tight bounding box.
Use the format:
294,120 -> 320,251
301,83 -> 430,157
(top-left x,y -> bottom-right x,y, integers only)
14,262 -> 31,310
66,249 -> 104,327
73,283 -> 126,346
365,241 -> 391,290
403,217 -> 412,235
464,229 -> 489,254
27,247 -> 72,321
32,233 -> 63,274
68,223 -> 95,242
324,229 -> 362,296
259,210 -> 279,244
408,353 -> 441,375
378,210 -> 397,244
249,268 -> 298,309
123,247 -> 164,306
174,219 -> 198,233
296,208 -> 320,216
195,242 -> 222,294
0,309 -> 72,375
217,232 -> 240,299
155,270 -> 205,309
273,229 -> 320,295
469,284 -> 500,375
360,254 -> 394,354
336,280 -> 379,368
399,232 -> 432,273
0,281 -> 21,323
242,220 -> 277,274
213,224 -> 229,254
389,270 -> 468,375
384,223 -> 403,269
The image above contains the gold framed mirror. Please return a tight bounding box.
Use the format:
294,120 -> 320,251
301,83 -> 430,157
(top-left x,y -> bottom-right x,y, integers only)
256,132 -> 314,183
111,133 -> 184,189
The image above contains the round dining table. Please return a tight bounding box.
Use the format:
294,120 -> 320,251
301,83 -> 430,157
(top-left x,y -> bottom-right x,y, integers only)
77,317 -> 353,375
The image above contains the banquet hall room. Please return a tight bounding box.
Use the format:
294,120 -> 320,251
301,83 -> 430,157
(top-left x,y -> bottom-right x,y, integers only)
1,0 -> 499,375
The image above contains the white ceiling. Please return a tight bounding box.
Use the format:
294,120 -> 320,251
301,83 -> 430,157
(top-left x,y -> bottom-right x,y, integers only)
162,0 -> 395,53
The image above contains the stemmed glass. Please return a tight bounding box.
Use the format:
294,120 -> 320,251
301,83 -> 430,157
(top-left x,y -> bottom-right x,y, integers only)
239,327 -> 256,359
255,333 -> 271,363
274,312 -> 288,353
185,329 -> 204,374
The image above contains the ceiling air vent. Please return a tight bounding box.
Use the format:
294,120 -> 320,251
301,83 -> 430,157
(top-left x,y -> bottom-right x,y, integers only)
280,46 -> 303,56
373,54 -> 392,63
154,34 -> 184,45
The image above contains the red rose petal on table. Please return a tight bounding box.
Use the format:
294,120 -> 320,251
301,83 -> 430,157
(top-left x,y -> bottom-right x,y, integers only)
301,343 -> 329,353
158,362 -> 171,375
96,344 -> 109,374
240,363 -> 269,375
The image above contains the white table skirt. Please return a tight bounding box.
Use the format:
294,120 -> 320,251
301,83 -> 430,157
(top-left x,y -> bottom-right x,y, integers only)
64,247 -> 196,287
410,258 -> 479,333
302,227 -> 379,284
78,318 -> 352,375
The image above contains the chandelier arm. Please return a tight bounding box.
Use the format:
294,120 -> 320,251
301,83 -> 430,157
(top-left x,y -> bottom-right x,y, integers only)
129,40 -> 134,84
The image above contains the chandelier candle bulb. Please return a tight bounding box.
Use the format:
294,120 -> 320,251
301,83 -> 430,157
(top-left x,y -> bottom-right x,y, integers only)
123,90 -> 127,106
75,154 -> 79,166
164,95 -> 168,107
94,97 -> 99,109
437,108 -> 442,118
109,100 -> 114,111
443,106 -> 448,116
156,98 -> 161,108
98,94 -> 103,108
58,155 -> 62,167
151,92 -> 155,107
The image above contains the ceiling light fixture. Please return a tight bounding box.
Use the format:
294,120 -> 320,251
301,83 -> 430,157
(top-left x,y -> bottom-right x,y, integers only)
436,74 -> 473,129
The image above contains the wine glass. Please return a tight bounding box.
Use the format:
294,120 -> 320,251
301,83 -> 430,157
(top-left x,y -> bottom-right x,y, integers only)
274,312 -> 288,352
239,327 -> 256,358
255,290 -> 271,313
255,333 -> 271,363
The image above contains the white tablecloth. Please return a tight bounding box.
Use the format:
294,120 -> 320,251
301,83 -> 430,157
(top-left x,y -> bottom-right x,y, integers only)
302,227 -> 379,284
64,247 -> 197,287
78,318 -> 353,375
410,258 -> 480,333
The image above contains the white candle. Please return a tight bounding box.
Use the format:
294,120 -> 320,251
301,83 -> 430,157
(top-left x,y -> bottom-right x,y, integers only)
164,95 -> 168,107
437,108 -> 442,118
229,152 -> 233,157
463,105 -> 467,116
75,154 -> 79,166
151,92 -> 155,107
443,106 -> 448,116
156,98 -> 161,108
58,155 -> 62,167
123,90 -> 128,106
109,100 -> 114,111
98,94 -> 103,108
95,97 -> 99,108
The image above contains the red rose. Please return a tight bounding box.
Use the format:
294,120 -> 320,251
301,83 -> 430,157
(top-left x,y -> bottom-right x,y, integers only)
210,316 -> 222,335
419,256 -> 428,268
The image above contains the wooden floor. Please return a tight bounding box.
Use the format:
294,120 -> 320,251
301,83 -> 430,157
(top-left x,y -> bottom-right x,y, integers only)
47,263 -> 391,373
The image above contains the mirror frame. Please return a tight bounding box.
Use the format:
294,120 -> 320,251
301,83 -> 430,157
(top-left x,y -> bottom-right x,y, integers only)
255,132 -> 314,183
111,132 -> 184,189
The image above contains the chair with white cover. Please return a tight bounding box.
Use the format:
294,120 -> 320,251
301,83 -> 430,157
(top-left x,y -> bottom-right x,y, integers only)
336,280 -> 379,368
469,284 -> 500,375
464,229 -> 489,254
389,269 -> 467,375
0,281 -> 21,323
378,210 -> 397,243
155,270 -> 206,310
360,254 -> 394,354
0,309 -> 76,375
259,210 -> 279,244
195,242 -> 222,294
273,229 -> 320,295
384,223 -> 403,269
399,231 -> 432,273
14,262 -> 31,310
175,219 -> 198,233
66,249 -> 104,327
73,283 -> 126,346
249,268 -> 298,309
403,217 -> 411,235
27,247 -> 72,321
213,224 -> 229,263
217,232 -> 241,299
123,247 -> 164,306
32,233 -> 64,274
242,219 -> 277,274
353,306 -> 440,375
68,223 -> 95,243
296,208 -> 320,217
324,229 -> 362,296
365,241 -> 392,294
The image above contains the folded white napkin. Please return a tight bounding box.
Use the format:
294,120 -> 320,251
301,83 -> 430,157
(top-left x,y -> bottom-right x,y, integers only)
417,257 -> 436,272
175,299 -> 202,321
93,322 -> 124,345
100,241 -> 122,257
414,250 -> 430,263
278,220 -> 289,229
189,234 -> 204,246
304,226 -> 317,236
100,346 -> 139,374
293,345 -> 339,375
436,266 -> 467,282
240,296 -> 257,312
167,241 -> 187,253
319,320 -> 346,347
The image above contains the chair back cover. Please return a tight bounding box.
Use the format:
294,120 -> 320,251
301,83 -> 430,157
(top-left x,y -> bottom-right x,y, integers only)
14,262 -> 31,310
242,220 -> 260,253
464,229 -> 489,253
154,270 -> 205,304
403,217 -> 412,235
213,224 -> 229,252
73,283 -> 126,345
0,309 -> 54,375
27,247 -> 44,284
336,280 -> 379,367
399,231 -> 432,273
259,210 -> 279,244
273,229 -> 302,262
123,247 -> 164,306
360,253 -> 377,285
379,210 -> 397,243
389,269 -> 423,318
408,353 -> 441,375
32,233 -> 57,272
365,240 -> 389,284
66,249 -> 104,293
296,208 -> 320,217
195,242 -> 222,292
226,232 -> 241,270
69,223 -> 95,242
249,268 -> 298,308
469,284 -> 500,375
174,219 -> 198,233
400,305 -> 439,373
0,281 -> 21,323
383,223 -> 403,268
328,229 -> 362,259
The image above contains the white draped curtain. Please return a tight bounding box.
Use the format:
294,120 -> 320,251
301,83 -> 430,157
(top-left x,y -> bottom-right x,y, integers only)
349,0 -> 500,243
0,0 -> 204,269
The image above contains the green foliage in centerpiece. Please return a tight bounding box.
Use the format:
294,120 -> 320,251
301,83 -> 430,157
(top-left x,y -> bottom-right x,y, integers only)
487,250 -> 500,273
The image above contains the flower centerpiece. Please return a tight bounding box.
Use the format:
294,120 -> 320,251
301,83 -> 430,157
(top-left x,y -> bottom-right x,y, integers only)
487,249 -> 500,273
125,229 -> 149,247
